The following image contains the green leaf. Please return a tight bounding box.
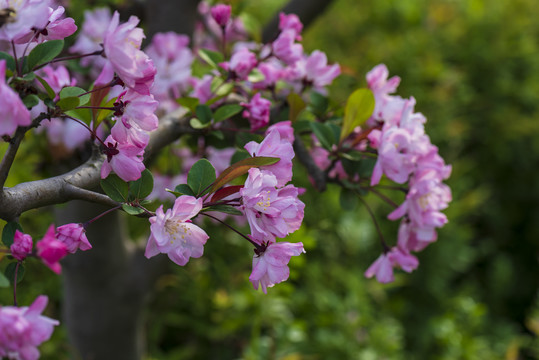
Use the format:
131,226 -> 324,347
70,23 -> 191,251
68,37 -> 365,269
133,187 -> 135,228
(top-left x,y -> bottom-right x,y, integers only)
22,94 -> 40,109
231,149 -> 251,164
2,222 -> 23,247
188,159 -> 217,196
5,262 -> 25,284
56,96 -> 80,111
65,108 -> 92,125
22,72 -> 36,81
101,174 -> 128,202
203,204 -> 243,216
247,68 -> 265,83
0,272 -> 9,288
129,169 -> 154,200
26,40 -> 64,72
311,122 -> 335,150
0,52 -> 15,71
339,188 -> 359,211
287,93 -> 306,122
177,97 -> 200,112
195,104 -> 213,125
198,48 -> 224,68
310,91 -> 329,116
36,75 -> 56,99
173,184 -> 195,197
210,156 -> 280,193
60,86 -> 90,106
213,104 -> 243,122
122,204 -> 144,215
340,88 -> 375,141
214,82 -> 234,97
190,118 -> 210,129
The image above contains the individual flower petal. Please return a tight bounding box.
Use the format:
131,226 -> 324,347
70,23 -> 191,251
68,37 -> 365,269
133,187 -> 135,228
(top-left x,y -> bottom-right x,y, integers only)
56,223 -> 92,254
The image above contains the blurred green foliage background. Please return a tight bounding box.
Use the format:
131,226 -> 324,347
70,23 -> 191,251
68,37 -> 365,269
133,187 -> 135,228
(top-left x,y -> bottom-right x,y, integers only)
1,0 -> 539,359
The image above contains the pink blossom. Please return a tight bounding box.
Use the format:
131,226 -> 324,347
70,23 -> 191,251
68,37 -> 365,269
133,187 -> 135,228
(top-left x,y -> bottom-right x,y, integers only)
297,50 -> 341,88
37,65 -> 76,96
253,60 -> 284,89
56,223 -> 91,254
240,168 -> 305,240
364,247 -> 419,283
397,220 -> 438,252
145,195 -> 209,266
145,32 -> 193,102
223,47 -> 257,80
366,64 -> 401,122
210,4 -> 231,27
272,29 -> 303,65
0,60 -> 31,136
36,225 -> 68,274
41,118 -> 91,151
0,295 -> 59,360
241,93 -> 271,130
114,89 -> 159,132
249,241 -> 305,293
189,75 -> 213,104
266,121 -> 294,143
0,0 -> 50,42
103,11 -> 156,95
14,6 -> 77,44
10,230 -> 33,261
278,13 -> 303,39
101,136 -> 145,182
244,129 -> 295,187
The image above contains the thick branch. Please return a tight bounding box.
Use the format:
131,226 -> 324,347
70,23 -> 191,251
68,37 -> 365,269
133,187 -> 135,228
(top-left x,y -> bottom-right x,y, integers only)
0,108 -> 195,221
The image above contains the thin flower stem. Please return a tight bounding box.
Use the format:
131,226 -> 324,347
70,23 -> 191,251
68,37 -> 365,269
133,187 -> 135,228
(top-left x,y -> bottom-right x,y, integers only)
63,115 -> 106,147
77,106 -> 116,111
83,205 -> 122,228
200,212 -> 260,249
32,49 -> 104,72
11,41 -> 19,76
368,187 -> 399,208
357,195 -> 389,252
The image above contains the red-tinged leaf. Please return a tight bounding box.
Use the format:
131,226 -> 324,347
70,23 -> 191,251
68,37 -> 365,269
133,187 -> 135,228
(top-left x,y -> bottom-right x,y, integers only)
90,84 -> 111,125
209,156 -> 280,193
211,185 -> 244,202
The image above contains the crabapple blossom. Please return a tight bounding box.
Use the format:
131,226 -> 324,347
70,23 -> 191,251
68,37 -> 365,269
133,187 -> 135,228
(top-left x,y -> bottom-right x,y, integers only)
101,136 -> 145,181
10,230 -> 33,261
102,11 -> 156,95
244,129 -> 295,187
295,50 -> 341,89
36,225 -> 68,274
266,120 -> 294,143
241,93 -> 271,130
38,65 -> 77,96
0,296 -> 59,360
56,223 -> 92,254
0,60 -> 31,136
370,127 -> 416,185
250,240 -> 305,293
145,195 -> 209,266
272,29 -> 303,65
14,5 -> 77,44
278,13 -> 303,39
364,247 -> 419,283
0,0 -> 50,42
223,47 -> 257,80
210,4 -> 231,27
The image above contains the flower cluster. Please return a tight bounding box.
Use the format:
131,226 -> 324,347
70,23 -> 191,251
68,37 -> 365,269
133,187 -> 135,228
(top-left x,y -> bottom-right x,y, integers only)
363,64 -> 452,282
0,296 -> 59,360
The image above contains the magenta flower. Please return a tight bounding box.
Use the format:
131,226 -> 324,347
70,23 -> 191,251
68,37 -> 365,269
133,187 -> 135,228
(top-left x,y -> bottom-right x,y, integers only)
103,11 -> 156,95
241,93 -> 271,130
250,241 -> 305,293
56,223 -> 92,254
38,65 -> 77,97
272,29 -> 303,65
210,4 -> 231,27
224,47 -> 257,80
253,60 -> 285,90
266,121 -> 294,143
365,247 -> 419,284
145,195 -> 209,266
101,136 -> 145,182
14,6 -> 77,44
293,50 -> 340,89
278,13 -> 303,39
0,0 -> 50,42
0,60 -> 31,136
10,230 -> 33,261
244,129 -> 295,187
0,295 -> 59,360
240,168 -> 305,240
36,225 -> 68,274
189,74 -> 213,104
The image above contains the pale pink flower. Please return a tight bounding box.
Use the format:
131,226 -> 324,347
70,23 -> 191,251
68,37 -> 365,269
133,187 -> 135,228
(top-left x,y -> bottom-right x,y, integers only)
244,129 -> 295,187
10,230 -> 33,261
278,13 -> 303,39
0,60 -> 31,136
14,6 -> 77,44
223,47 -> 257,80
0,0 -> 50,42
145,195 -> 209,266
0,295 -> 59,360
366,64 -> 401,122
249,241 -> 305,293
266,121 -> 294,143
241,93 -> 271,130
114,89 -> 159,132
370,127 -> 416,185
36,225 -> 68,274
37,65 -> 76,97
253,60 -> 285,89
56,223 -> 91,254
210,4 -> 231,27
240,168 -> 305,240
272,29 -> 303,65
189,75 -> 213,104
101,136 -> 145,182
364,252 -> 394,283
103,11 -> 156,95
295,50 -> 340,88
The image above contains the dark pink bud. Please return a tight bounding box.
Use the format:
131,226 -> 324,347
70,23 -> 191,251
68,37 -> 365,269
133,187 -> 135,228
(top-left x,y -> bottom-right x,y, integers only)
211,4 -> 231,27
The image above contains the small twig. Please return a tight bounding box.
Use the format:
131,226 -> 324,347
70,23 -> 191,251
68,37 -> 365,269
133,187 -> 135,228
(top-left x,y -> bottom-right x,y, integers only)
357,195 -> 389,252
200,212 -> 261,249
